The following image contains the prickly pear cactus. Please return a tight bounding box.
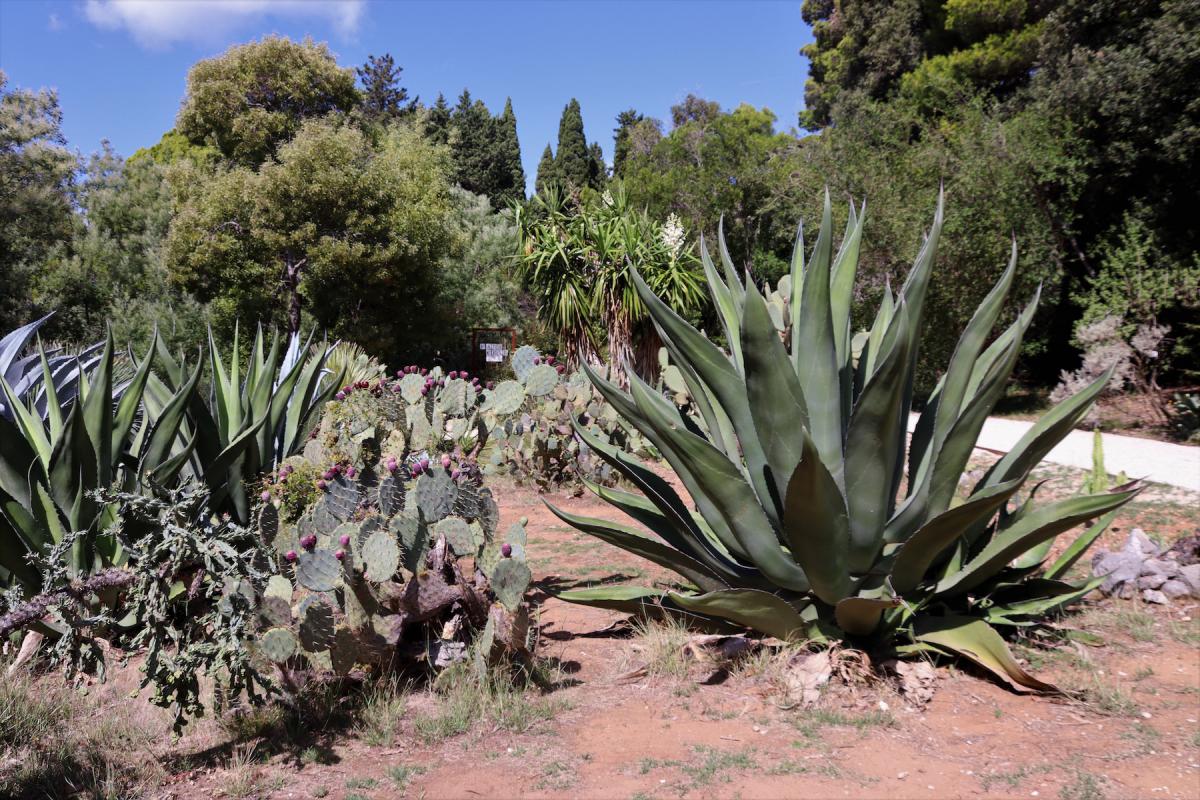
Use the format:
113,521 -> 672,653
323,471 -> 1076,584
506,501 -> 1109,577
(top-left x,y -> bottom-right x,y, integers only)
252,367 -> 538,678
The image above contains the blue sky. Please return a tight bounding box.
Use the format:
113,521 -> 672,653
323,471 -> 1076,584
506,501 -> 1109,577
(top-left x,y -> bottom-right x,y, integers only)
0,1 -> 811,192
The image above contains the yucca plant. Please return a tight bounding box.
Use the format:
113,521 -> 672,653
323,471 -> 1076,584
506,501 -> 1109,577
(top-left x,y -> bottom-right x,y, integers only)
144,325 -> 342,525
551,193 -> 1137,690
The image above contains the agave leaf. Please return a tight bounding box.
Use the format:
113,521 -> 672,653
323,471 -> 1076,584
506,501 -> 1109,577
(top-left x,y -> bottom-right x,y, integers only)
835,595 -> 898,636
890,478 -> 1023,594
936,490 -> 1140,596
625,373 -> 810,592
80,331 -> 115,486
715,217 -> 744,298
544,501 -> 727,592
985,577 -> 1104,624
0,411 -> 37,508
1,378 -> 52,469
1044,510 -> 1116,581
914,615 -> 1057,692
782,431 -> 853,604
111,332 -> 157,468
140,360 -> 202,477
843,301 -> 912,569
830,201 -> 864,370
632,266 -> 780,530
557,585 -> 664,615
792,190 -> 842,472
742,279 -> 810,508
48,402 -> 97,530
667,588 -> 810,642
700,235 -> 743,373
581,479 -> 761,587
976,367 -> 1115,493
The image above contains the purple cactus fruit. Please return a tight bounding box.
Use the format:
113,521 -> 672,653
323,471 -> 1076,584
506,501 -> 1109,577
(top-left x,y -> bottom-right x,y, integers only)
260,490 -> 271,503
411,462 -> 423,476
448,370 -> 458,379
285,550 -> 298,562
420,385 -> 429,396
322,470 -> 333,481
302,534 -> 318,550
334,549 -> 345,561
487,381 -> 495,390
556,365 -> 565,374
335,391 -> 346,401
346,466 -> 357,478
420,456 -> 431,470
533,356 -> 542,365
282,464 -> 293,476
339,533 -> 352,548
317,479 -> 328,490
501,543 -> 513,558
451,469 -> 461,480
441,454 -> 452,469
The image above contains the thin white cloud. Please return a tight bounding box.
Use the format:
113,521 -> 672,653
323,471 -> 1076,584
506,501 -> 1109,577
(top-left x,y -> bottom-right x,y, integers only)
83,0 -> 364,49
48,13 -> 64,31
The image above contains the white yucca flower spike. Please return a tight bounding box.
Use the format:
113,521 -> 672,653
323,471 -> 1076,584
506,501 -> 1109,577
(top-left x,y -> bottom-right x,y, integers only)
661,212 -> 686,257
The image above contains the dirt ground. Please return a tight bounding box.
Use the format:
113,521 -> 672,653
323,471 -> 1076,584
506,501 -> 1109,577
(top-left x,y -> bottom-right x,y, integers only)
8,457 -> 1200,800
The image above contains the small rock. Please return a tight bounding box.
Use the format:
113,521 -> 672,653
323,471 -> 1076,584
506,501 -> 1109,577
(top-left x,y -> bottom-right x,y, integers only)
1142,589 -> 1168,605
1179,564 -> 1200,597
1161,579 -> 1191,600
1126,528 -> 1162,558
1118,582 -> 1137,600
1143,558 -> 1182,578
1093,551 -> 1143,595
1137,574 -> 1168,590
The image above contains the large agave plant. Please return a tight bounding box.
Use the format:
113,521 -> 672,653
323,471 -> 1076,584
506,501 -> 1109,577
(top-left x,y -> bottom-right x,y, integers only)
0,331 -> 199,595
144,325 -> 342,525
0,313 -> 104,422
551,193 -> 1137,690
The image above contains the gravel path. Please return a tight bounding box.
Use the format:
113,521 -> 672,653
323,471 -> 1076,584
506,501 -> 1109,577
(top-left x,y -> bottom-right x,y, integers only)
907,414 -> 1200,492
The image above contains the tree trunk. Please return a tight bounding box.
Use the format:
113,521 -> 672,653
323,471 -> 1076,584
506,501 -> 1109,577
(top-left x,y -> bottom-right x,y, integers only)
282,255 -> 307,336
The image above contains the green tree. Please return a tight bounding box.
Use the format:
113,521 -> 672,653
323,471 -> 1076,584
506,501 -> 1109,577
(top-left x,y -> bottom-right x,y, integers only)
176,36 -> 359,167
426,92 -> 452,145
496,98 -> 526,204
0,71 -> 76,330
166,118 -> 457,362
587,142 -> 607,189
35,141 -> 213,350
552,99 -> 591,189
623,100 -> 801,279
611,108 -> 643,177
357,53 -> 417,122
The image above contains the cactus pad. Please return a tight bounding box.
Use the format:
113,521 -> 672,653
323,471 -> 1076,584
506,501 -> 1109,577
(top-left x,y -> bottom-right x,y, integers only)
324,475 -> 361,521
377,474 -> 405,516
433,516 -> 474,555
264,574 -> 294,601
399,372 -> 425,404
296,550 -> 342,592
416,470 -> 457,522
258,502 -> 279,543
258,596 -> 292,627
389,513 -> 428,573
524,363 -> 559,397
490,558 -> 531,611
510,344 -> 540,381
260,626 -> 298,662
361,530 -> 400,581
490,380 -> 525,414
477,489 -> 500,536
298,595 -> 336,651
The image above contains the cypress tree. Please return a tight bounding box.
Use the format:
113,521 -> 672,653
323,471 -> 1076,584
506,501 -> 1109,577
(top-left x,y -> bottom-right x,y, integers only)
552,99 -> 590,189
535,143 -> 556,194
427,92 -> 452,145
451,89 -> 497,197
587,142 -> 606,188
495,97 -> 526,206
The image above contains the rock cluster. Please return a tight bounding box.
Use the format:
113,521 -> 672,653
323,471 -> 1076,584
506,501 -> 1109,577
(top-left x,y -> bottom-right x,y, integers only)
1091,529 -> 1200,604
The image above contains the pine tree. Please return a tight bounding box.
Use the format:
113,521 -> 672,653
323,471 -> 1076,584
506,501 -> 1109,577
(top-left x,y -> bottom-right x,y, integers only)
552,99 -> 590,189
495,97 -> 526,205
535,144 -> 556,194
587,142 -> 606,188
356,53 -> 416,122
426,92 -> 452,145
612,108 -> 643,177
